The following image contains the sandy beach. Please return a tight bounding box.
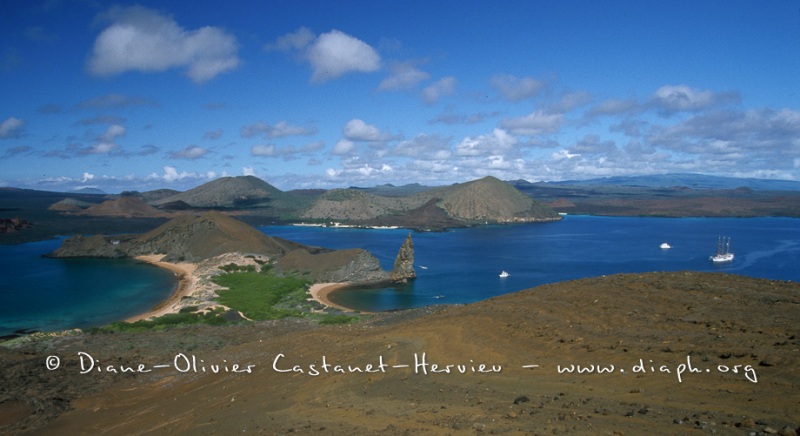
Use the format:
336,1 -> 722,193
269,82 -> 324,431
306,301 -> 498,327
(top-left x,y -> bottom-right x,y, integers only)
126,255 -> 198,322
308,282 -> 354,311
128,256 -> 357,322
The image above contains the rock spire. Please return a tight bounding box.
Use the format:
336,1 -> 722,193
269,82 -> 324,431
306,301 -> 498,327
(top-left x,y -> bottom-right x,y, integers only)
390,233 -> 416,283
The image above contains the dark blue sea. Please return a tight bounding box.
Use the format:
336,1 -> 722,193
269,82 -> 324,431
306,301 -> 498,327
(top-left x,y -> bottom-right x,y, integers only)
259,216 -> 800,312
0,239 -> 176,337
1,216 -> 798,335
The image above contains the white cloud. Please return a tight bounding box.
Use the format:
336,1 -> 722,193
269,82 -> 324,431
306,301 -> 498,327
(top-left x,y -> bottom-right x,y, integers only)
421,76 -> 456,104
392,134 -> 451,159
589,98 -> 641,117
241,121 -> 316,139
169,145 -> 208,159
455,128 -> 517,157
343,119 -> 385,142
251,144 -> 276,157
332,139 -> 355,155
552,149 -> 580,160
649,85 -> 739,115
306,30 -> 381,82
263,27 -> 315,52
99,124 -> 125,143
87,5 -> 239,83
81,172 -> 95,183
85,142 -> 117,154
0,116 -> 23,138
379,62 -> 429,91
500,110 -> 563,136
160,166 -> 196,182
242,166 -> 256,176
490,74 -> 544,101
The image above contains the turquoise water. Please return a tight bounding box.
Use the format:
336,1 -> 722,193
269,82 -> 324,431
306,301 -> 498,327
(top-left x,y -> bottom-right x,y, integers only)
0,238 -> 177,337
2,216 -> 798,335
259,216 -> 800,312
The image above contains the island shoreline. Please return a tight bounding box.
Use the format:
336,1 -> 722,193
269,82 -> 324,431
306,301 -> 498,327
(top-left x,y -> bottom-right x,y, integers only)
126,256 -> 363,323
126,255 -> 198,323
308,282 -> 356,312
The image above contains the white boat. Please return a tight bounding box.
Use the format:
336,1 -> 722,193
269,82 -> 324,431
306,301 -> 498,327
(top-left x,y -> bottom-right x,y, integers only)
710,236 -> 734,262
499,271 -> 510,278
660,242 -> 671,249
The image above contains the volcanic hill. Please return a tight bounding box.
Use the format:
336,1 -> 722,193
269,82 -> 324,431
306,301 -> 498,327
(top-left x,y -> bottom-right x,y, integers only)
48,211 -> 305,262
128,211 -> 306,262
47,211 -> 415,284
151,175 -> 283,208
75,196 -> 173,218
300,176 -> 561,227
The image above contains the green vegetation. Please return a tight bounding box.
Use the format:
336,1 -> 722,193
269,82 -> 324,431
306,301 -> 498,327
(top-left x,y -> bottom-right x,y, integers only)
318,314 -> 361,325
89,307 -> 229,333
86,263 -> 361,334
218,263 -> 257,273
212,270 -> 310,320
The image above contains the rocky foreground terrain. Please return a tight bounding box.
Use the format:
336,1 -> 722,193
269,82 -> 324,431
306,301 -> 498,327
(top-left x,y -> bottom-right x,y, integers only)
1,271 -> 798,435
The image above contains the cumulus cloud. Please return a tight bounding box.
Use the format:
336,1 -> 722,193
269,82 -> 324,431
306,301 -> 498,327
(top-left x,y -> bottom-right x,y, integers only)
378,62 -> 429,91
455,128 -> 517,157
0,116 -> 23,139
87,5 -> 240,83
421,76 -> 457,105
490,74 -> 545,102
332,139 -> 356,155
589,98 -> 640,117
325,162 -> 394,182
343,119 -> 387,142
647,108 -> 800,159
391,134 -> 451,159
99,124 -> 125,143
251,144 -> 276,157
146,166 -> 214,183
268,28 -> 381,83
241,121 -> 316,139
251,141 -> 325,160
263,27 -> 315,52
168,145 -> 209,160
306,30 -> 381,82
72,123 -> 127,155
499,110 -> 563,136
649,85 -> 740,115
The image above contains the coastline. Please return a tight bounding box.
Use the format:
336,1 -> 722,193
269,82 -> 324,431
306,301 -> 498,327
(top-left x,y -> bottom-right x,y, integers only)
127,255 -> 360,323
126,255 -> 198,322
308,282 -> 355,312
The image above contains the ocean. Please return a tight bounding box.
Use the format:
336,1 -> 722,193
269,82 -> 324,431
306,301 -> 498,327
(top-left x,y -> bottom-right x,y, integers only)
259,216 -> 800,312
0,238 -> 177,337
1,216 -> 798,335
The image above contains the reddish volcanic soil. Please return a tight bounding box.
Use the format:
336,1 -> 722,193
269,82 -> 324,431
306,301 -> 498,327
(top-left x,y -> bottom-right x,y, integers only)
1,271 -> 798,435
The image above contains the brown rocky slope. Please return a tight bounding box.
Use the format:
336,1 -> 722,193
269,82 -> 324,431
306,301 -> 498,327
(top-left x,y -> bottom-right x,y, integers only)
1,271 -> 797,434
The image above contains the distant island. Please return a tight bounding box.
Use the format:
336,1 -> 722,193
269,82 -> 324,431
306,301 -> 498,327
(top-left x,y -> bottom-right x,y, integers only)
1,173 -> 799,244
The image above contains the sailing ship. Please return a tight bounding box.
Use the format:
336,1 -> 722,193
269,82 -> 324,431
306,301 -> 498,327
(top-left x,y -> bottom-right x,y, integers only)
710,236 -> 734,262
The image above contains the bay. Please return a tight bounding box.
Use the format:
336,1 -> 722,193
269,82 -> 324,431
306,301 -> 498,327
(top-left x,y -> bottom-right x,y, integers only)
1,216 -> 798,336
0,238 -> 177,337
259,216 -> 800,312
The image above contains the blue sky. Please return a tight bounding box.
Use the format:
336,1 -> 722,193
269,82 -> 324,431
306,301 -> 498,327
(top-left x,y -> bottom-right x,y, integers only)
1,1 -> 799,192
